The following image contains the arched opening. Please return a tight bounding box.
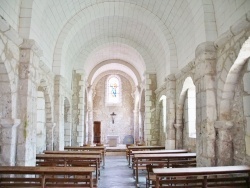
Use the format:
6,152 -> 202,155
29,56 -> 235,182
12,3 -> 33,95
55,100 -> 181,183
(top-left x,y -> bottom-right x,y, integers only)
36,90 -> 46,154
176,77 -> 196,150
92,73 -> 133,145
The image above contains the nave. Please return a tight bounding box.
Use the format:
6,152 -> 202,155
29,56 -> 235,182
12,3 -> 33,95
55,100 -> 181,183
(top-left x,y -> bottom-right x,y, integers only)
98,155 -> 139,188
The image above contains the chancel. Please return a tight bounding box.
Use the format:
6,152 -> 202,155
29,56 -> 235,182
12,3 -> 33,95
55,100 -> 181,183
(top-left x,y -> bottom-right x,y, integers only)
0,1 -> 250,188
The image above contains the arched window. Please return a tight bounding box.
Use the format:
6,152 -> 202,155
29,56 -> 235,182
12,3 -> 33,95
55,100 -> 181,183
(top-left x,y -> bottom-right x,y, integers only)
106,75 -> 122,105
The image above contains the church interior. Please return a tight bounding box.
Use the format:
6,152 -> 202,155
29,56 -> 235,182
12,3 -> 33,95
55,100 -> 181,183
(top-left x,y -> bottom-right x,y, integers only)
0,0 -> 250,187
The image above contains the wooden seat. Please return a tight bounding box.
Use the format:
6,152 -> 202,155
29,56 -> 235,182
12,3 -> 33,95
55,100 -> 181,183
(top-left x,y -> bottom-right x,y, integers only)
146,163 -> 164,188
96,143 -> 104,146
126,144 -> 135,161
83,144 -> 91,146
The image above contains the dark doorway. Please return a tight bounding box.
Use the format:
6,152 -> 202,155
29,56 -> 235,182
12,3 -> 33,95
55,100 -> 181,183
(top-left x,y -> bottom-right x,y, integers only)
93,121 -> 101,143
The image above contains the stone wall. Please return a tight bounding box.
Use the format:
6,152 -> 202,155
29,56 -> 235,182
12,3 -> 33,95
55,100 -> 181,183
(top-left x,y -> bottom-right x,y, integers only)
0,23 -> 22,165
93,74 -> 134,144
216,29 -> 250,165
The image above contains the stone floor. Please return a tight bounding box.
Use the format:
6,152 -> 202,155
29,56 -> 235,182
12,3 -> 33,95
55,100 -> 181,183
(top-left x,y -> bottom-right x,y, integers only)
98,155 -> 147,188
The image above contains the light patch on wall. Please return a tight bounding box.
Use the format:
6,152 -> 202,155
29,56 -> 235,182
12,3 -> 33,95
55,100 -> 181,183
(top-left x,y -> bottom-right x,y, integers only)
159,95 -> 167,133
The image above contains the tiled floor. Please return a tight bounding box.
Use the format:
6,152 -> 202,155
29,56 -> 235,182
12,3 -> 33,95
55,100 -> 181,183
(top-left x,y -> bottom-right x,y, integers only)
98,155 -> 147,188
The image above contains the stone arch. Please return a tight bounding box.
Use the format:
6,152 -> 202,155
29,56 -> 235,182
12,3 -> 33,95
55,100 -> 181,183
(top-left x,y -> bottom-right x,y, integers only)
157,95 -> 167,146
52,2 -> 178,75
219,37 -> 250,120
0,61 -> 17,165
92,70 -> 136,96
175,77 -> 196,149
243,60 -> 250,156
88,59 -> 141,87
36,79 -> 54,151
215,37 -> 250,166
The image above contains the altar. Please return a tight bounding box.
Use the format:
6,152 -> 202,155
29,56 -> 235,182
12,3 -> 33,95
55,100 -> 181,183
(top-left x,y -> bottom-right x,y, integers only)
106,135 -> 119,147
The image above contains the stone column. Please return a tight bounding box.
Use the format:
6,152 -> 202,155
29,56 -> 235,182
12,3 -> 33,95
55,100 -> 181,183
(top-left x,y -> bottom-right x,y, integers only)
87,109 -> 93,144
54,75 -> 66,150
194,42 -> 217,167
0,119 -> 20,165
138,110 -> 144,143
87,86 -> 93,145
77,71 -> 85,146
133,110 -> 139,143
71,71 -> 80,146
17,39 -> 41,166
165,74 -> 176,149
214,121 -> 233,166
174,123 -> 183,149
46,122 -> 56,150
144,73 -> 157,145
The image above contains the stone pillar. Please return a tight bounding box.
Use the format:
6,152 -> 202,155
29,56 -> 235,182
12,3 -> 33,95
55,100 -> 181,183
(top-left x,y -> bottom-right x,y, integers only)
87,109 -> 93,144
77,71 -> 85,146
54,75 -> 65,150
144,73 -> 157,145
215,121 -> 233,166
138,110 -> 144,143
0,119 -> 20,165
133,110 -> 139,143
174,123 -> 183,149
46,122 -> 56,150
165,74 -> 176,149
17,39 -> 41,166
87,86 -> 93,145
72,70 -> 85,146
195,42 -> 217,167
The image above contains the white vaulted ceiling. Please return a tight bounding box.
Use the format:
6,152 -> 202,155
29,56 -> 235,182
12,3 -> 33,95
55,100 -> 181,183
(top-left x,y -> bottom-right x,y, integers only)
28,0 -> 202,87
4,0 -> 249,87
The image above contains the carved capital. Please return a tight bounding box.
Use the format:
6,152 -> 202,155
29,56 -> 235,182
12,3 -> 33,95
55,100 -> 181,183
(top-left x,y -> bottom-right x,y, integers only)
214,121 -> 233,130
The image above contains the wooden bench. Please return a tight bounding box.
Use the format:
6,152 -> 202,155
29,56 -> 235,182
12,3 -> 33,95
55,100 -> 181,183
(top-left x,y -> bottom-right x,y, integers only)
153,165 -> 250,188
127,146 -> 165,166
133,153 -> 196,186
43,150 -> 103,167
64,146 -> 106,168
131,149 -> 188,168
36,154 -> 101,180
0,166 -> 96,188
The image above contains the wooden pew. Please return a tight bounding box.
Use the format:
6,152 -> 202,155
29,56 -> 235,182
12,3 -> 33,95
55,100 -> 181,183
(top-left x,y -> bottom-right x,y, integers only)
127,146 -> 165,166
133,153 -> 196,186
0,166 -> 95,188
64,146 -> 106,168
153,165 -> 250,188
43,150 -> 103,166
36,154 -> 101,181
131,149 -> 188,168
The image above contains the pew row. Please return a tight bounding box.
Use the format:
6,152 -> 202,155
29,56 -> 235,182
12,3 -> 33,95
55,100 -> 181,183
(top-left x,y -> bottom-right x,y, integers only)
64,146 -> 106,168
133,153 -> 196,186
0,166 -> 96,188
153,165 -> 250,188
